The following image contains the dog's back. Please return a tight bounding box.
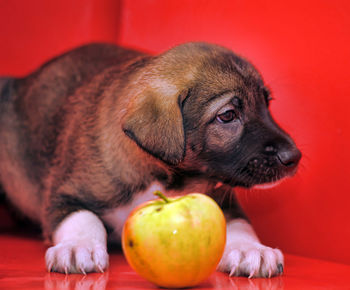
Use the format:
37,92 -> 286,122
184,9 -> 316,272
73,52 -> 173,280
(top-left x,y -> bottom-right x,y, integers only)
13,44 -> 142,133
0,44 -> 144,221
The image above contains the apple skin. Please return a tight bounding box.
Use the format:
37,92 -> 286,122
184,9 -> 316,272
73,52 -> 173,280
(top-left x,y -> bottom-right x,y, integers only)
122,192 -> 226,288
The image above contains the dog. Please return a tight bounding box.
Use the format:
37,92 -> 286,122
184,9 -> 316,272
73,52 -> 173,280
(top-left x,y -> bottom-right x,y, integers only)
0,42 -> 301,277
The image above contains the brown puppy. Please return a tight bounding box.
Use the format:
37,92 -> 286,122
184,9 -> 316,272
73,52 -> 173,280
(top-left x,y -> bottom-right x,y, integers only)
0,43 -> 301,277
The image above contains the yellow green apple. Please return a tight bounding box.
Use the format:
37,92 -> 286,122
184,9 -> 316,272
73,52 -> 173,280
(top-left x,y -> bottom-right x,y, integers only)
122,191 -> 226,288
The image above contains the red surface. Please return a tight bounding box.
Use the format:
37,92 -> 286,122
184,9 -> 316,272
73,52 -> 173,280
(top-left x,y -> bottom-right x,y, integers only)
1,234 -> 350,289
1,0 -> 350,273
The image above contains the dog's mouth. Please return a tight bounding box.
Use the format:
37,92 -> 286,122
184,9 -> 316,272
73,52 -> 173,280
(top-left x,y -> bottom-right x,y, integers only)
252,179 -> 287,190
223,155 -> 300,189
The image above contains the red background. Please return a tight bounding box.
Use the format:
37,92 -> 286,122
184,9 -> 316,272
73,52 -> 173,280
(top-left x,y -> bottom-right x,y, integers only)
0,0 -> 349,265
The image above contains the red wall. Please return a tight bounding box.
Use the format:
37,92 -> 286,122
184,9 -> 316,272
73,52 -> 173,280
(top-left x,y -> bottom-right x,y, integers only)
0,0 -> 121,76
1,0 -> 350,265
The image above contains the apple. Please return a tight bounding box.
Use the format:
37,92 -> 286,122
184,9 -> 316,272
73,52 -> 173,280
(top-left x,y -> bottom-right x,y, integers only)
122,191 -> 226,288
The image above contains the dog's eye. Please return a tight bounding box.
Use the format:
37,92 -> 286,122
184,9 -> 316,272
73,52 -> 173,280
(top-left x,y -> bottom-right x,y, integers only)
217,110 -> 236,123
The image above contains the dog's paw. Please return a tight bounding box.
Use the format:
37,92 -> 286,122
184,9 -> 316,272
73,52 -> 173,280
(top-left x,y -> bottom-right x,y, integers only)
45,241 -> 109,274
217,242 -> 284,278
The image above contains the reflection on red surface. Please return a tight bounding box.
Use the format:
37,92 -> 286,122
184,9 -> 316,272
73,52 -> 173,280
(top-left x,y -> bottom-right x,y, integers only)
1,234 -> 350,289
42,272 -> 286,290
44,273 -> 110,289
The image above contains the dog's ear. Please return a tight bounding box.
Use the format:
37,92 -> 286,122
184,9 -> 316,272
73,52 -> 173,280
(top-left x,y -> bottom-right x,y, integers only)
122,86 -> 188,165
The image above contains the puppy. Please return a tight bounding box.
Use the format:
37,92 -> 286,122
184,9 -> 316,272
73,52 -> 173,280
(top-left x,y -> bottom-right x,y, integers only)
0,42 -> 301,277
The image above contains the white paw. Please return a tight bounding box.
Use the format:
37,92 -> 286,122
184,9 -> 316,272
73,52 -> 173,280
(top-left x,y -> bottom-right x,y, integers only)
217,242 -> 284,278
45,241 -> 109,274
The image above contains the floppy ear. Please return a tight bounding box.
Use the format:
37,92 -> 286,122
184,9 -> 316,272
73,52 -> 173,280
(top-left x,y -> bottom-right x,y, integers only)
122,87 -> 187,165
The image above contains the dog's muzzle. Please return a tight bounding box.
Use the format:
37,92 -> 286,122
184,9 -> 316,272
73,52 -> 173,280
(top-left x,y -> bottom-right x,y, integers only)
239,142 -> 301,187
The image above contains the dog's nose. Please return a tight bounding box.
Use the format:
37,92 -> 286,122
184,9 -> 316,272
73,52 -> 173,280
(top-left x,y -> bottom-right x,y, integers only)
277,147 -> 302,168
264,144 -> 302,168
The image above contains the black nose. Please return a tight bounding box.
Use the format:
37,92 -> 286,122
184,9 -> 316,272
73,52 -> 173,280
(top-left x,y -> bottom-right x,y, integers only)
277,147 -> 302,168
264,144 -> 302,168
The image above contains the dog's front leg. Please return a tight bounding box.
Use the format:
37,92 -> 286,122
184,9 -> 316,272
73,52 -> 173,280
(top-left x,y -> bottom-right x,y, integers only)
45,210 -> 109,274
217,217 -> 284,278
208,185 -> 283,278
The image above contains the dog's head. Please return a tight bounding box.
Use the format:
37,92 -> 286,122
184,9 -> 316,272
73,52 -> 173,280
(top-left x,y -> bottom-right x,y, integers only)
123,42 -> 301,188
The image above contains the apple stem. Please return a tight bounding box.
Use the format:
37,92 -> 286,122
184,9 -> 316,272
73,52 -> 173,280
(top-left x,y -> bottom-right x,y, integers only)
154,191 -> 170,203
